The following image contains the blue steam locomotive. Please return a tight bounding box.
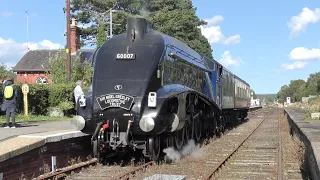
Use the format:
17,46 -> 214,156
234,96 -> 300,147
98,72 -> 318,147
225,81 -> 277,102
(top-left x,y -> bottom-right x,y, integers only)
71,17 -> 251,161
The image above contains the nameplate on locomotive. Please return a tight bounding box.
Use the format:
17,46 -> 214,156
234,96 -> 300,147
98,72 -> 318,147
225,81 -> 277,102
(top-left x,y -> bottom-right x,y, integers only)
116,53 -> 136,60
96,93 -> 134,110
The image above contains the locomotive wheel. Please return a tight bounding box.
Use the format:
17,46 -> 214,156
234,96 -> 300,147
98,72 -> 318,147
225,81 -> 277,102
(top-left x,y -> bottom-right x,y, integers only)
174,129 -> 184,150
194,115 -> 202,142
204,120 -> 210,138
185,116 -> 194,142
148,136 -> 161,161
166,135 -> 174,148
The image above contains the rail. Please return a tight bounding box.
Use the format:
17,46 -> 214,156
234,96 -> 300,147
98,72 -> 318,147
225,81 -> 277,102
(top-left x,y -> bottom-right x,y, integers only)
202,110 -> 270,180
116,161 -> 156,180
37,158 -> 98,180
278,108 -> 283,180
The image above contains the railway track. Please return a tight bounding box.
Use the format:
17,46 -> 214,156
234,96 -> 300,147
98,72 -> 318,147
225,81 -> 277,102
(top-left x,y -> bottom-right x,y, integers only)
36,109 -> 265,180
37,158 -> 155,180
204,108 -> 304,180
203,108 -> 280,179
132,107 -> 306,179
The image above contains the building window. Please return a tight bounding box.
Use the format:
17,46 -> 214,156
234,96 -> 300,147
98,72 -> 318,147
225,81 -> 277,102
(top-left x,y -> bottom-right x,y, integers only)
36,76 -> 48,84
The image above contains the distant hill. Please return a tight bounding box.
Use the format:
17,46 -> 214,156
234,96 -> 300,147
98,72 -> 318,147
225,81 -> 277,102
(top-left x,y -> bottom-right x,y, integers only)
256,94 -> 277,101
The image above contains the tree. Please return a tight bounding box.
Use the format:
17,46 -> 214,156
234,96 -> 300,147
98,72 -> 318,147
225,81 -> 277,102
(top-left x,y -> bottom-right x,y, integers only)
305,72 -> 320,95
277,85 -> 290,103
0,63 -> 14,80
146,0 -> 213,58
70,0 -> 142,46
276,71 -> 320,103
96,20 -> 106,48
70,0 -> 213,58
289,79 -> 306,102
47,51 -> 93,85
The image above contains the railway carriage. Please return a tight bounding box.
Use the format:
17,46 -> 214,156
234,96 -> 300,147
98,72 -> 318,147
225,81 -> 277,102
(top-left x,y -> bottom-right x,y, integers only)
71,17 -> 251,161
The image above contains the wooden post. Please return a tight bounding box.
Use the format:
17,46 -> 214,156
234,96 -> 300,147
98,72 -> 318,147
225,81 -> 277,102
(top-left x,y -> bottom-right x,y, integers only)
22,84 -> 29,116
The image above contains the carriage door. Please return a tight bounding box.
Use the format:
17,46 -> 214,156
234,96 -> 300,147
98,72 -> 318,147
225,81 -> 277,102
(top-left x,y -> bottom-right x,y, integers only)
216,65 -> 223,108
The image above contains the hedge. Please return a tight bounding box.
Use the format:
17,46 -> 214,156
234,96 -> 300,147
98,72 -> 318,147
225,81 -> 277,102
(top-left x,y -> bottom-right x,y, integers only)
0,84 -> 88,116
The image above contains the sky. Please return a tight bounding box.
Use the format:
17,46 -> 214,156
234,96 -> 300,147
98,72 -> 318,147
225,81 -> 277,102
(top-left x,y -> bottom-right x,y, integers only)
0,0 -> 320,94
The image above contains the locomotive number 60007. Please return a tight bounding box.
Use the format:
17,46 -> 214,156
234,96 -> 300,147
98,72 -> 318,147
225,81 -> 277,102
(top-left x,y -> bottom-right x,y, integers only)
116,53 -> 136,60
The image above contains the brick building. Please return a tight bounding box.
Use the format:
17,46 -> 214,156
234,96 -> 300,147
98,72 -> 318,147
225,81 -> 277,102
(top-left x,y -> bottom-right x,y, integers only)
12,19 -> 95,84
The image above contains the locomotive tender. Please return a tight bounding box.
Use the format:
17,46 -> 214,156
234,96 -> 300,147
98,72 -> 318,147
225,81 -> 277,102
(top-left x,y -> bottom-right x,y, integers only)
71,17 -> 251,160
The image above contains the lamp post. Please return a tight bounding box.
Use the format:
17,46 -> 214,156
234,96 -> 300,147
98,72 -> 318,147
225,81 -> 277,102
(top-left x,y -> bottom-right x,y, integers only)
109,10 -> 118,38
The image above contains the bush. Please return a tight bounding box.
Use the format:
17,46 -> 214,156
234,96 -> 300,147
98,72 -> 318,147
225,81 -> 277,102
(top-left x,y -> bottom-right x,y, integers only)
0,83 -> 86,116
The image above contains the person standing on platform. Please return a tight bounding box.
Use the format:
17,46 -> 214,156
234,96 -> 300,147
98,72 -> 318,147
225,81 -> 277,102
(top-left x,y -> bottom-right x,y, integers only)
2,77 -> 18,128
74,80 -> 84,112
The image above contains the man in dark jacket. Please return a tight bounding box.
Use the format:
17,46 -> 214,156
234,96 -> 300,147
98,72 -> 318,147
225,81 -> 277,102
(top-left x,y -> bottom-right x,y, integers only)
2,78 -> 18,128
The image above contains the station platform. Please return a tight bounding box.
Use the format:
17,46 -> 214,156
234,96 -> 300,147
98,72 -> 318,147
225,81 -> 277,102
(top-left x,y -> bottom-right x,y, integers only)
0,120 -> 91,180
284,107 -> 320,180
0,129 -> 89,163
0,120 -> 91,162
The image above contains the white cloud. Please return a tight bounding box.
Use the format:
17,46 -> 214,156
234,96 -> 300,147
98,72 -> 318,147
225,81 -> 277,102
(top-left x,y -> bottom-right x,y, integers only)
218,51 -> 243,67
200,15 -> 241,45
288,7 -> 320,36
289,47 -> 320,60
281,61 -> 308,70
200,25 -> 224,44
205,15 -> 224,25
224,34 -> 241,45
0,37 -> 62,69
0,12 -> 12,18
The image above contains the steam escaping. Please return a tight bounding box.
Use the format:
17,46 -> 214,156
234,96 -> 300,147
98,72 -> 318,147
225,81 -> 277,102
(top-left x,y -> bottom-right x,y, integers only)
139,8 -> 150,18
163,139 -> 205,163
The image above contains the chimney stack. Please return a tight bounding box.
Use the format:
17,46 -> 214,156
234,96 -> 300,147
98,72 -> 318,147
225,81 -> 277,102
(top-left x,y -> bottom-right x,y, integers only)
70,18 -> 80,53
126,17 -> 153,41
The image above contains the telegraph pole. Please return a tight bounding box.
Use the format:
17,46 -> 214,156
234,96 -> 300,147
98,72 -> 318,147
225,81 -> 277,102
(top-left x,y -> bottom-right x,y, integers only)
66,0 -> 71,82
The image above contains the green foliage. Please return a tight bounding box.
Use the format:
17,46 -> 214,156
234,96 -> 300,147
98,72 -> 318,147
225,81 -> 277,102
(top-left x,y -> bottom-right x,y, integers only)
27,85 -> 50,115
0,114 -> 71,123
47,51 -> 93,86
277,71 -> 320,103
59,101 -> 74,111
48,84 -> 75,107
70,0 -> 213,59
0,84 -> 76,116
0,63 -> 15,80
97,20 -> 106,48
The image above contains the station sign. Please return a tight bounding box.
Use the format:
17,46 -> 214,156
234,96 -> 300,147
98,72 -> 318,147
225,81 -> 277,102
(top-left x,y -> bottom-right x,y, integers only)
22,83 -> 29,94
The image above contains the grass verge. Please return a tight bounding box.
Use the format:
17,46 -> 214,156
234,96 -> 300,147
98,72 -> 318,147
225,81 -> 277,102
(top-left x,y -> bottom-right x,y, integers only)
289,97 -> 320,120
0,113 -> 72,123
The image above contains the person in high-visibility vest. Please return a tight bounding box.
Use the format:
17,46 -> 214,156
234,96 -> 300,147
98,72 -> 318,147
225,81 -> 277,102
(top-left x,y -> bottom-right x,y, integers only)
1,77 -> 18,128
